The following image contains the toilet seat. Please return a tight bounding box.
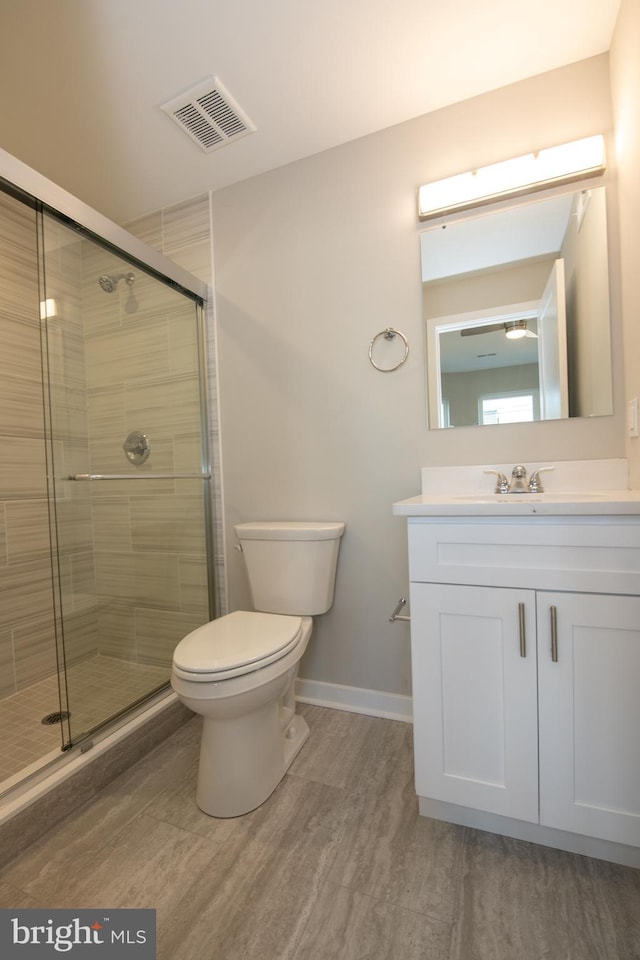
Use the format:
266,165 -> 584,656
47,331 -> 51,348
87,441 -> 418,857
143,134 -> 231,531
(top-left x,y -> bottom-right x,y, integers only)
172,610 -> 304,682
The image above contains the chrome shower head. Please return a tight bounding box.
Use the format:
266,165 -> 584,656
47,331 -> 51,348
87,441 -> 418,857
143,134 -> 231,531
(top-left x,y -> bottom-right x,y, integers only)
98,272 -> 135,293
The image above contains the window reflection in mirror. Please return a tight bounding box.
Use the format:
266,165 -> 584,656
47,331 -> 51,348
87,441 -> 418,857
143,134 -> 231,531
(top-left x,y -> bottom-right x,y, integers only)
421,187 -> 613,429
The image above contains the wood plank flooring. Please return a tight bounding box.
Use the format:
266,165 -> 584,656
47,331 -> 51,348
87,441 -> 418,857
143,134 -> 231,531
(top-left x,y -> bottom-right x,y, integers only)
1,704 -> 638,959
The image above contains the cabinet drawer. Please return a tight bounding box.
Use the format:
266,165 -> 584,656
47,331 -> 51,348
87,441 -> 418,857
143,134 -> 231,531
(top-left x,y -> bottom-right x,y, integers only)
408,517 -> 640,592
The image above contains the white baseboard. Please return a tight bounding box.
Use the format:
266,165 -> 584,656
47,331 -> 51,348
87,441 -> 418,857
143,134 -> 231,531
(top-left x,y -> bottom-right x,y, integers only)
296,678 -> 413,723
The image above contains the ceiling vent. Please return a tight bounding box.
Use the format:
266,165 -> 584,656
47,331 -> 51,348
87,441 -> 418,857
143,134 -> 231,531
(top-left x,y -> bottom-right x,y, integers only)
161,77 -> 255,154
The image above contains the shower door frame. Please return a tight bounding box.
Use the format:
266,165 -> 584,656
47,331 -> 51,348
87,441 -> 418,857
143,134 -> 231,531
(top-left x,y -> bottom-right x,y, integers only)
0,147 -> 208,302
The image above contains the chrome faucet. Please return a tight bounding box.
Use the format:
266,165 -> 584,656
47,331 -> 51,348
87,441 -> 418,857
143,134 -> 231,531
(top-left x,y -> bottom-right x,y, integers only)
510,464 -> 528,493
484,465 -> 554,494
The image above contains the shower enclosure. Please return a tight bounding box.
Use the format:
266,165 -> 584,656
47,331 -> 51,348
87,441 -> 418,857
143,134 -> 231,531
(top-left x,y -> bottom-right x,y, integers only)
0,156 -> 214,794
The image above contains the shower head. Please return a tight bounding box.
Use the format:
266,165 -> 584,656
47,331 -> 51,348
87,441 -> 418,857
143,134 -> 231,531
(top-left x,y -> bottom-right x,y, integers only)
98,272 -> 135,293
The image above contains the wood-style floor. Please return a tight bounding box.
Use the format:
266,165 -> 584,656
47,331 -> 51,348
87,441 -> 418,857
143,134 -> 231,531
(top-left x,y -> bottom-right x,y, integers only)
1,704 -> 638,959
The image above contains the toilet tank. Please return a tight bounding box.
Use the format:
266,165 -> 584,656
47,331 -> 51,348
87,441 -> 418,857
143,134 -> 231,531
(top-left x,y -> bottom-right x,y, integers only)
234,521 -> 345,616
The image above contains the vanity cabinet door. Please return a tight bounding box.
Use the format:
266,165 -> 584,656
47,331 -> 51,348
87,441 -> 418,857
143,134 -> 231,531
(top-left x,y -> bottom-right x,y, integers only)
410,583 -> 538,822
537,592 -> 640,848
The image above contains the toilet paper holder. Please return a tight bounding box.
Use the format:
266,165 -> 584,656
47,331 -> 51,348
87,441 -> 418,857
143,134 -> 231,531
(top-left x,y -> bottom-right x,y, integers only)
389,597 -> 410,623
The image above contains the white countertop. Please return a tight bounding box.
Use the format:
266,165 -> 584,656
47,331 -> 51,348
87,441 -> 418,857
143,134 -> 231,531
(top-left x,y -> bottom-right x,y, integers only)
392,490 -> 640,517
393,459 -> 640,516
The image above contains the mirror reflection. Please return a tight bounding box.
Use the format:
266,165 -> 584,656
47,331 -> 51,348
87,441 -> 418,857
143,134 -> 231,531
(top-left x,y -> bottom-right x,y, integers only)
421,187 -> 613,429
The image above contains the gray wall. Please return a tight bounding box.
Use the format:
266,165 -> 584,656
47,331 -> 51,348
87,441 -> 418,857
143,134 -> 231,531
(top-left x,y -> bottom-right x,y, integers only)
211,54 -> 625,698
611,0 -> 640,488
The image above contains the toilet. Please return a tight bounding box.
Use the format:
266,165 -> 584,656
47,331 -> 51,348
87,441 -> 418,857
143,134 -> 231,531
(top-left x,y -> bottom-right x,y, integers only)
171,520 -> 345,818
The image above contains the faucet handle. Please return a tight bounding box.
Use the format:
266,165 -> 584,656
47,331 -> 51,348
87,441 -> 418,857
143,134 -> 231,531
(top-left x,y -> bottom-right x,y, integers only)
528,466 -> 555,493
484,469 -> 509,494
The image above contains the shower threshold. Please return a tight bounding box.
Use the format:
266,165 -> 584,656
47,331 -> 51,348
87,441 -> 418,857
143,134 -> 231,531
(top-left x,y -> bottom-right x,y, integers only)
0,687 -> 191,869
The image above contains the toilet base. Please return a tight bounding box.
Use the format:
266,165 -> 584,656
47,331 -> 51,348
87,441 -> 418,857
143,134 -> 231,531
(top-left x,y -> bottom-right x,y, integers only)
282,711 -> 310,773
195,699 -> 310,819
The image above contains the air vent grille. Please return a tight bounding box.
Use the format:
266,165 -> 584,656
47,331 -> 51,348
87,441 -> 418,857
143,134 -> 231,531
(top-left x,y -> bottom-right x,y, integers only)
161,77 -> 255,154
174,103 -> 225,150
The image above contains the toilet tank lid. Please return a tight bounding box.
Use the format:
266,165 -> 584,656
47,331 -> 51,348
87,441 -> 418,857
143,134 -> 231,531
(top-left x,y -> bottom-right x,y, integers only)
234,521 -> 345,541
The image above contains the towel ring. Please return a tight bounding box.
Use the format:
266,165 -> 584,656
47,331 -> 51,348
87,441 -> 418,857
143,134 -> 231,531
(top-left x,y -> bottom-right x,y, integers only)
368,327 -> 409,372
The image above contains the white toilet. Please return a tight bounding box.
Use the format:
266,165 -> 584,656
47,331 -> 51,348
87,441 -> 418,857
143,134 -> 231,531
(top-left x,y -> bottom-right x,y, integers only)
171,520 -> 345,818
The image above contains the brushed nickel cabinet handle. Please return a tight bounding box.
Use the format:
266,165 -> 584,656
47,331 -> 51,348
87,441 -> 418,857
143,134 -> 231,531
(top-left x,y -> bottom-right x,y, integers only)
518,602 -> 526,657
550,605 -> 558,662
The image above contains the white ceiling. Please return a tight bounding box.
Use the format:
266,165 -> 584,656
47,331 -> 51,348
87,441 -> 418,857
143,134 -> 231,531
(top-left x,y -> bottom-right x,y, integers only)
0,0 -> 621,223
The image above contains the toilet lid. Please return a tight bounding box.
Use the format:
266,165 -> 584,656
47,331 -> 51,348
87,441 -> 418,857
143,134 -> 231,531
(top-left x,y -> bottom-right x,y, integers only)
172,610 -> 303,681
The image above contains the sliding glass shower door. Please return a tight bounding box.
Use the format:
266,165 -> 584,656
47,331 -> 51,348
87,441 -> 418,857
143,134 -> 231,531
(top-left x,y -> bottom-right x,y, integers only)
40,210 -> 213,746
0,184 -> 69,779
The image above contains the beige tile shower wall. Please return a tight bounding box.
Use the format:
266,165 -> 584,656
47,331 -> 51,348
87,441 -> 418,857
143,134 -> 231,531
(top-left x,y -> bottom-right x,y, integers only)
82,224 -> 211,665
0,192 -> 57,697
127,195 -> 226,619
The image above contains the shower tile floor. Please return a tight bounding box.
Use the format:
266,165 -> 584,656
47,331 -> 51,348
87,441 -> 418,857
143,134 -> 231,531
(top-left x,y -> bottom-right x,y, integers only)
0,656 -> 169,786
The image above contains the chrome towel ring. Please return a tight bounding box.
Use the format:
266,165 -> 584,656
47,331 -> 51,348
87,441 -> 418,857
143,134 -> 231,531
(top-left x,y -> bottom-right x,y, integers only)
368,327 -> 409,372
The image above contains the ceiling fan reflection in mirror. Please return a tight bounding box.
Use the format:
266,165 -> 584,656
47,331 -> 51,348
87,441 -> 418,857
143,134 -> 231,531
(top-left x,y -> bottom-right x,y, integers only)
460,318 -> 538,340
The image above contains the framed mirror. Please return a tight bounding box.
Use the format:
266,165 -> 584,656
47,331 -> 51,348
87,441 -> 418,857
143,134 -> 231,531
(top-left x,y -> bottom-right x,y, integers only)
421,187 -> 613,429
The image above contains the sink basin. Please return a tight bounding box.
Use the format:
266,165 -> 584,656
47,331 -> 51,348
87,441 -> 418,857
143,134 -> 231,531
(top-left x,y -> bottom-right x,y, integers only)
452,492 -> 619,503
452,495 -> 529,503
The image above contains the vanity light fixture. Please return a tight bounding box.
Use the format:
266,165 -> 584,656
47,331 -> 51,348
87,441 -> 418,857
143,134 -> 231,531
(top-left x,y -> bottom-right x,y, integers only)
418,134 -> 606,221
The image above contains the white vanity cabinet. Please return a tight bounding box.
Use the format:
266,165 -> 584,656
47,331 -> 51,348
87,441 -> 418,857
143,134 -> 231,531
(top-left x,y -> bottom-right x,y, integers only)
406,517 -> 640,860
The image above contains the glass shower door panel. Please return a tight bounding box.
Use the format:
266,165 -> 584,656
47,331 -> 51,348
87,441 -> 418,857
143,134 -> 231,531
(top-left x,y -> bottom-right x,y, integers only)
41,213 -> 211,744
0,186 -> 66,788
66,477 -> 210,740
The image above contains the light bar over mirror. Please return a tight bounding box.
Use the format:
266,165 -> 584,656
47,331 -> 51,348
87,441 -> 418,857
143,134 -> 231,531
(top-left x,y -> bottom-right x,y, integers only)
418,135 -> 606,222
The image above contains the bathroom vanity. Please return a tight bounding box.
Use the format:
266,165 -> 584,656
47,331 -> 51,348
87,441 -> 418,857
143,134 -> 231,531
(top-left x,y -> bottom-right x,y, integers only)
393,460 -> 640,867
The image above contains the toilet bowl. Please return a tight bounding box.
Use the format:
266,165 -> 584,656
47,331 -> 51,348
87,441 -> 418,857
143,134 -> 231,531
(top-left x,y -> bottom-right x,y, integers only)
171,521 -> 344,818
